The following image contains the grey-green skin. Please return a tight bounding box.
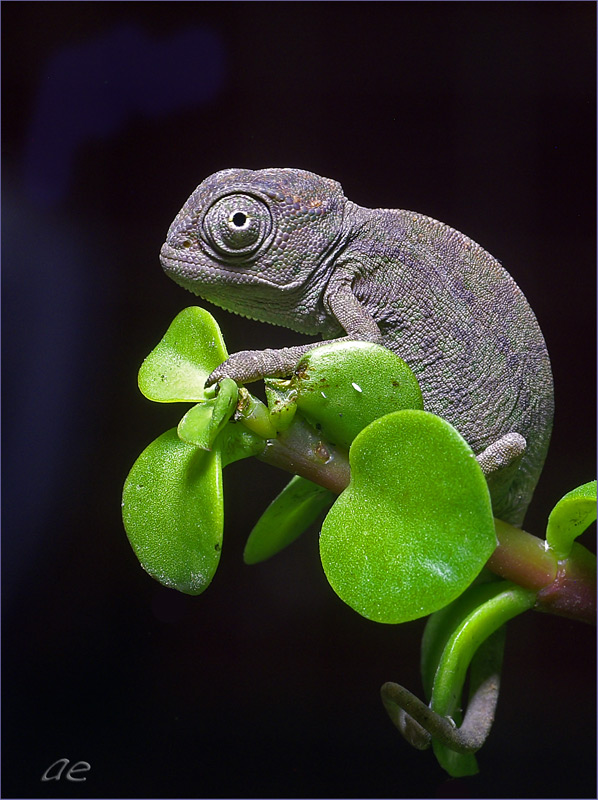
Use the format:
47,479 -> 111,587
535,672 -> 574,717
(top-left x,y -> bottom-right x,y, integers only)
160,168 -> 553,526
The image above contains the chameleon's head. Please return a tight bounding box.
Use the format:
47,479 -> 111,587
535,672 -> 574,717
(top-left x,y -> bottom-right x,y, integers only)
160,168 -> 347,327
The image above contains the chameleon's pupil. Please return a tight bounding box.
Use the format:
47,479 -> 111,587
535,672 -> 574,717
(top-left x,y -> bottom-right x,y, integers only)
232,212 -> 247,227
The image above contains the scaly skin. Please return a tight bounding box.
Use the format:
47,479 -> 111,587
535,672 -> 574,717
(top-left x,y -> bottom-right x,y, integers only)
160,168 -> 553,525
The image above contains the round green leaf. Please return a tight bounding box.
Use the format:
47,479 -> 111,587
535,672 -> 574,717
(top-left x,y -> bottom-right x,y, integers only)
319,410 -> 496,624
177,402 -> 216,449
546,480 -> 597,559
138,306 -> 228,402
292,341 -> 423,449
244,476 -> 335,564
122,428 -> 223,595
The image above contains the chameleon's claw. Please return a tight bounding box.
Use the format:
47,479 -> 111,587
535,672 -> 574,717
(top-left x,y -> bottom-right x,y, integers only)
206,343 -> 325,388
205,365 -> 227,388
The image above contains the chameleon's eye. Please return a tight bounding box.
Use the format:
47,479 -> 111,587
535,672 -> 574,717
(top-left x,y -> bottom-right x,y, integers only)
202,193 -> 272,257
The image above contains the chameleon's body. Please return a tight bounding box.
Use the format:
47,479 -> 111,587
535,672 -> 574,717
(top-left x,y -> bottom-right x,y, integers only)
160,168 -> 553,525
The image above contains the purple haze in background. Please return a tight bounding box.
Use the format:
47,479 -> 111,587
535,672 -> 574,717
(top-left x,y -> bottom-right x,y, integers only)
24,25 -> 225,205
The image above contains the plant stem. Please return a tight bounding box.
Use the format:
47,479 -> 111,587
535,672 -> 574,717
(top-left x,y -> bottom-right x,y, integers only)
489,519 -> 556,589
258,419 -> 596,624
489,520 -> 595,623
535,542 -> 596,624
257,419 -> 351,494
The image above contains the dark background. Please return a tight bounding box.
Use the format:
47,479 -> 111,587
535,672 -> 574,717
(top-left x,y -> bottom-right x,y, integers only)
2,2 -> 596,798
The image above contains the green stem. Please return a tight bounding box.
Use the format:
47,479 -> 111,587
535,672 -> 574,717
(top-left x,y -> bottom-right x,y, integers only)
256,417 -> 351,495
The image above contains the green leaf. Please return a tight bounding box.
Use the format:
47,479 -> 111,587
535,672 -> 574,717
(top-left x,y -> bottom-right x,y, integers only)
244,476 -> 335,564
545,480 -> 597,559
423,580 -> 535,776
292,341 -> 423,449
215,423 -> 266,467
122,428 -> 223,595
177,402 -> 215,449
319,410 -> 496,624
138,306 -> 228,402
177,378 -> 239,449
264,379 -> 298,431
236,388 -> 278,439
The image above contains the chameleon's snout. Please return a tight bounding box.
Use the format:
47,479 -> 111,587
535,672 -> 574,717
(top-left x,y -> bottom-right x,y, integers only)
159,240 -> 175,272
159,240 -> 193,285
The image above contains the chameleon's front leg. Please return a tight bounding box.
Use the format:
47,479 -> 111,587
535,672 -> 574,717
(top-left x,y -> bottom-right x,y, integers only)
207,281 -> 382,386
206,343 -> 324,386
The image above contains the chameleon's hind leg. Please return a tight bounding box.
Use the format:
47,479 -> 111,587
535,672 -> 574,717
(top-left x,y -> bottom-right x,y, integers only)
476,433 -> 526,476
476,433 -> 527,523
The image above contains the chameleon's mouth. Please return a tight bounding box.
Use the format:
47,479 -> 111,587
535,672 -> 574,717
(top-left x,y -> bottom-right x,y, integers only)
159,241 -> 247,285
159,241 -> 315,330
159,241 -> 307,293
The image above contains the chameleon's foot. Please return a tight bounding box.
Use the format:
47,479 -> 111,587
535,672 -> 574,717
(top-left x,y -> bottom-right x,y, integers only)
206,343 -> 323,387
206,350 -> 268,386
476,432 -> 526,477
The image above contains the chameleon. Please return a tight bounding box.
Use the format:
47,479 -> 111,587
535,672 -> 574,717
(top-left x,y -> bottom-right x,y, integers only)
159,168 -> 554,526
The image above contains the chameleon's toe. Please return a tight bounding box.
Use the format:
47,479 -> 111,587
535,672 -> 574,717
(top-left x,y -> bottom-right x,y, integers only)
205,366 -> 224,387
